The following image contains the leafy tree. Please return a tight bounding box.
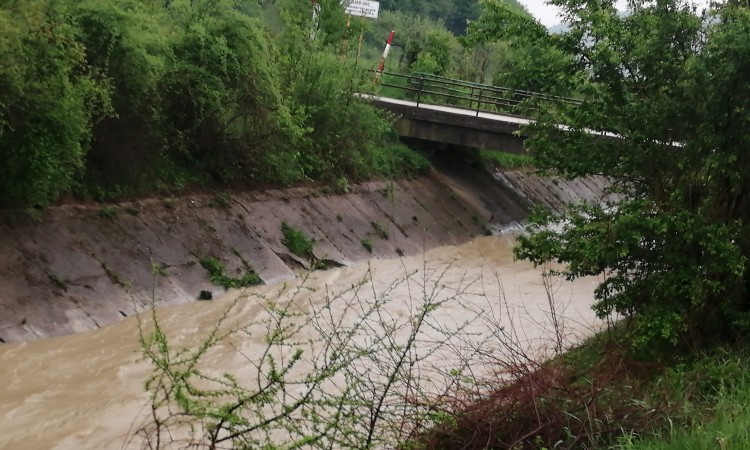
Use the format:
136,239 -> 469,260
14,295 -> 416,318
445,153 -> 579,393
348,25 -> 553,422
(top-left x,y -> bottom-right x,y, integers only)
70,0 -> 170,189
379,0 -> 482,35
466,0 -> 579,94
0,0 -> 417,205
158,0 -> 300,183
514,0 -> 750,348
367,11 -> 458,72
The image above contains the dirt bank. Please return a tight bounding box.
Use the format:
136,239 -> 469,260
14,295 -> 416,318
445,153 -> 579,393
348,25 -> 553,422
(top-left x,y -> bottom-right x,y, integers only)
0,169 -> 607,343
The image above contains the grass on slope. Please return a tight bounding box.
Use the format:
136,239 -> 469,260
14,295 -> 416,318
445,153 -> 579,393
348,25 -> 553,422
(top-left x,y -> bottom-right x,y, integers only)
414,328 -> 750,450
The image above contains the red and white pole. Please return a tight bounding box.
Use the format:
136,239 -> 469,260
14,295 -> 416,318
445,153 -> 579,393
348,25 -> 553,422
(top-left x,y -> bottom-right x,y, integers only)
374,30 -> 395,83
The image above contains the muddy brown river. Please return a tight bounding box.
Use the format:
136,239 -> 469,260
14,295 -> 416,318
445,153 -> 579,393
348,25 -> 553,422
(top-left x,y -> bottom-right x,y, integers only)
0,235 -> 602,449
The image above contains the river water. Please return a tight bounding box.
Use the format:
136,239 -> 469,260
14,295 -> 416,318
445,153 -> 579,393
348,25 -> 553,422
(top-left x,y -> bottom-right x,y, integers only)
0,235 -> 602,449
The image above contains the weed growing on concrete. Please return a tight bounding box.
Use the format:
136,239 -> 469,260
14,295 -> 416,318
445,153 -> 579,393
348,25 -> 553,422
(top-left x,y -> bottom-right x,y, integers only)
151,263 -> 168,277
335,176 -> 350,193
98,206 -> 117,219
210,192 -> 231,209
281,222 -> 314,259
199,257 -> 262,290
371,221 -> 389,239
102,262 -> 128,289
477,150 -> 534,170
48,273 -> 67,291
361,238 -> 373,253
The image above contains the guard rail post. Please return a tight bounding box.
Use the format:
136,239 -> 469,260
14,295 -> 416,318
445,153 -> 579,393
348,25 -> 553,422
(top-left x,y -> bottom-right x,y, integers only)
476,88 -> 483,117
417,76 -> 424,107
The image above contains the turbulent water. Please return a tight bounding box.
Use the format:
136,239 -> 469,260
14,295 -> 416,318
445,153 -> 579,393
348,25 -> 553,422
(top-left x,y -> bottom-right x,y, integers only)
0,235 -> 602,449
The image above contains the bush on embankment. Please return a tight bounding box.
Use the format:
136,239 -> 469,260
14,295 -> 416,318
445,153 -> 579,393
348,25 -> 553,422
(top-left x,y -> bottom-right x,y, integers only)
0,0 -> 427,208
414,332 -> 750,450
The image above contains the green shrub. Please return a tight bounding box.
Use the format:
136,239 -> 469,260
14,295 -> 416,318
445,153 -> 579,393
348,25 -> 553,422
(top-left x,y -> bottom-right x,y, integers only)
372,144 -> 431,178
199,256 -> 262,290
371,221 -> 389,239
281,223 -> 314,258
98,206 -> 118,219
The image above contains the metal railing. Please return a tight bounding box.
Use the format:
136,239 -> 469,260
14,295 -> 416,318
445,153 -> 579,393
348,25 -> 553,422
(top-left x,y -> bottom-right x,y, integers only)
372,70 -> 581,117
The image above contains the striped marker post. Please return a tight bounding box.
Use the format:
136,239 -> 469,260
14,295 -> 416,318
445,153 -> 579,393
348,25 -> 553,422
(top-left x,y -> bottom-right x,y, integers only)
374,30 -> 395,83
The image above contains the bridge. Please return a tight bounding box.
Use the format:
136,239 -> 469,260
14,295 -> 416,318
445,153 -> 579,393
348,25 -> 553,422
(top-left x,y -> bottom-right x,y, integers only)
365,72 -> 581,153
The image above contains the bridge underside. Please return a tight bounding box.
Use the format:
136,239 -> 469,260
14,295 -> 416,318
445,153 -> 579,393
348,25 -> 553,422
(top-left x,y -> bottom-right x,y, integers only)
371,99 -> 527,154
394,117 -> 525,154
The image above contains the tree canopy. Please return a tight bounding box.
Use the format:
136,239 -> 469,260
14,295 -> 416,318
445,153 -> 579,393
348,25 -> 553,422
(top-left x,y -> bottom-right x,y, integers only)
0,0 -> 428,207
513,0 -> 750,348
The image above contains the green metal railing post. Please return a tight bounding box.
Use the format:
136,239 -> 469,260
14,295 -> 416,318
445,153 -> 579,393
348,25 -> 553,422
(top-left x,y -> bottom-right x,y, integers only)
417,76 -> 424,107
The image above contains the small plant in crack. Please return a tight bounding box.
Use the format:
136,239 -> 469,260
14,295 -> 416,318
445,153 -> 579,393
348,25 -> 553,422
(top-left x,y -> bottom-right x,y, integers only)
98,206 -> 117,219
361,238 -> 373,253
211,192 -> 232,209
371,221 -> 389,240
151,263 -> 168,277
48,273 -> 68,291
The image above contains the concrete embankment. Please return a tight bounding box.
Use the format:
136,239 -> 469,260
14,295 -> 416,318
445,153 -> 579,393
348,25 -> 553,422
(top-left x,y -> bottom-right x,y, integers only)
0,170 -> 608,343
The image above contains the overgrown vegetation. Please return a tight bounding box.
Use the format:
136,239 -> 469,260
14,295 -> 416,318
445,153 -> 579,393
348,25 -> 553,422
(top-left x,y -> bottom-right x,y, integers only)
414,332 -> 750,449
477,149 -> 534,170
199,256 -> 262,290
0,0 -> 432,208
281,222 -> 314,259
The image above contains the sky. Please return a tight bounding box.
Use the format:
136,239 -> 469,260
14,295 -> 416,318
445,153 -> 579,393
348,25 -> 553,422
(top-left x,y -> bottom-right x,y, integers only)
519,0 -> 710,28
518,0 -> 566,27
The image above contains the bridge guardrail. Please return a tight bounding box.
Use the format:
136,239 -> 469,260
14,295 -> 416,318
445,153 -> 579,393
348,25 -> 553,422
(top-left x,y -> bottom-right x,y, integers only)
371,70 -> 581,117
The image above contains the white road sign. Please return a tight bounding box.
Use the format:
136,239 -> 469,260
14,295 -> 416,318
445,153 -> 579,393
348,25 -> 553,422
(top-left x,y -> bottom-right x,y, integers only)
344,0 -> 380,19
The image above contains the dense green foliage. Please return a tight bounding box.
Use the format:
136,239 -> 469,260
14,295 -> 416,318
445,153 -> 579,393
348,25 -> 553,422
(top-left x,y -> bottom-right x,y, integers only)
469,0 -> 579,93
281,222 -> 314,259
378,0 -> 482,35
512,0 -> 750,348
0,0 -> 426,207
361,0 -> 539,87
0,2 -> 110,206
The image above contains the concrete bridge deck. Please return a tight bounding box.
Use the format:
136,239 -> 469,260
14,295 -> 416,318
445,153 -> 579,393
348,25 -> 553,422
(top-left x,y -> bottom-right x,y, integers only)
367,95 -> 533,153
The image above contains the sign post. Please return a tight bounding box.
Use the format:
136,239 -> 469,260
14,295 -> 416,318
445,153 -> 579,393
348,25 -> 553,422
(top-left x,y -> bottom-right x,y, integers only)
343,0 -> 380,19
341,1 -> 380,64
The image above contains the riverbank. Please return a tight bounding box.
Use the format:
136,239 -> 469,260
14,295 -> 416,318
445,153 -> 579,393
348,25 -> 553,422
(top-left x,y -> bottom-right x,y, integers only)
0,167 -> 609,343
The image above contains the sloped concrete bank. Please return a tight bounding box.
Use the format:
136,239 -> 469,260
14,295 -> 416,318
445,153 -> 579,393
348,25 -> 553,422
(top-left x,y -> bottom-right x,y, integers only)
0,171 -> 607,343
